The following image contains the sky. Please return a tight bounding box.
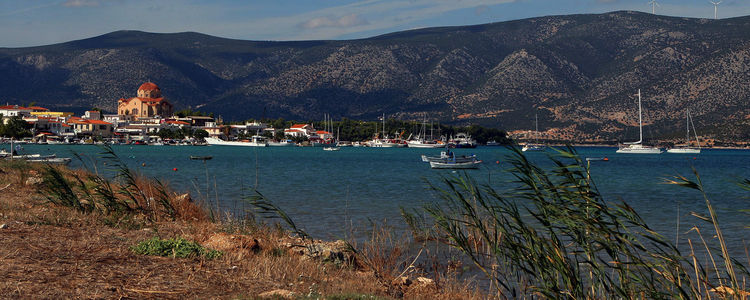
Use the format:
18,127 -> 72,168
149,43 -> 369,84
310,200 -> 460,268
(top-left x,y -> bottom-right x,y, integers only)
1,0 -> 749,47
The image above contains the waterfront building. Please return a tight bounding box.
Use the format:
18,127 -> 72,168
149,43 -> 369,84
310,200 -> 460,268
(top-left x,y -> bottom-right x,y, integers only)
68,117 -> 114,137
82,110 -> 101,120
0,105 -> 33,119
284,124 -> 314,138
117,82 -> 173,119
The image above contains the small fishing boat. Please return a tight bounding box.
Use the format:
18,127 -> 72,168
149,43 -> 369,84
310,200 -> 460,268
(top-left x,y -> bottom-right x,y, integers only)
421,150 -> 476,163
429,159 -> 482,169
323,146 -> 340,151
189,156 -> 213,160
26,157 -> 72,165
585,157 -> 609,161
268,139 -> 296,147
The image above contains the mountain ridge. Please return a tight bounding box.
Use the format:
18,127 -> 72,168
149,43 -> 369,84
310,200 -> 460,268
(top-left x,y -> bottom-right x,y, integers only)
1,10 -> 749,141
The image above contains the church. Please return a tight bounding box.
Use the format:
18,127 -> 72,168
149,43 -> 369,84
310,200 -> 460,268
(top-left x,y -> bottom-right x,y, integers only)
117,82 -> 173,119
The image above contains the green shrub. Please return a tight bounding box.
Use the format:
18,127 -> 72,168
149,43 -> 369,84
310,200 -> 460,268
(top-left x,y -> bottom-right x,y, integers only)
131,237 -> 222,259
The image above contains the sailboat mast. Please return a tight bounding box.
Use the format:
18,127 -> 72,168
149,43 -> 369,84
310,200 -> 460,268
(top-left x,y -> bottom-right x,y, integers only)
686,109 -> 689,143
638,89 -> 643,144
382,113 -> 386,139
535,113 -> 539,144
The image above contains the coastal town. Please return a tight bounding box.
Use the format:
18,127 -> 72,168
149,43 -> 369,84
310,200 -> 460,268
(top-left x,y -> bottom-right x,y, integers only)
0,82 -> 337,146
1,82 -> 496,148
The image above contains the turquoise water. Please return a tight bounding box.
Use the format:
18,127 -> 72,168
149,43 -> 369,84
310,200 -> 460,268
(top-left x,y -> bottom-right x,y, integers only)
15,144 -> 750,252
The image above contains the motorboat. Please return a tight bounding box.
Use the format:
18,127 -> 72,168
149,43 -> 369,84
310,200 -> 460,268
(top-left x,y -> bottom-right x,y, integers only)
268,139 -> 296,147
450,133 -> 477,148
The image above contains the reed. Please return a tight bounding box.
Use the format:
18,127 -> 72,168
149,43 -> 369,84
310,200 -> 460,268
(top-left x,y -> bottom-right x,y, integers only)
406,146 -> 749,298
39,144 -> 207,224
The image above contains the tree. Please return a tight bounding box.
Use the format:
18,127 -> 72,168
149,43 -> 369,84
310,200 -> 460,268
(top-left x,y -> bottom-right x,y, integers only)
0,116 -> 33,139
193,129 -> 208,140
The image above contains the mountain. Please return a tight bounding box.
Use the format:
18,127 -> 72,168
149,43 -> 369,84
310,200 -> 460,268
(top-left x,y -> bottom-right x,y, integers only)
1,11 -> 749,141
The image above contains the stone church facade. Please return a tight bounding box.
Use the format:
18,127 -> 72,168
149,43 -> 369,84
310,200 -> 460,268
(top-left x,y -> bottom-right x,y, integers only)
117,82 -> 173,118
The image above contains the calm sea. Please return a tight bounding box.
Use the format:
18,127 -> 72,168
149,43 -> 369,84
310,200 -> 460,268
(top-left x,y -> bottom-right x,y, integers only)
16,144 -> 750,254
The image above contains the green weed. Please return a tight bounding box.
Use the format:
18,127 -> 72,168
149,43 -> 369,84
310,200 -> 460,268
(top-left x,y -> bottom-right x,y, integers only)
131,236 -> 222,259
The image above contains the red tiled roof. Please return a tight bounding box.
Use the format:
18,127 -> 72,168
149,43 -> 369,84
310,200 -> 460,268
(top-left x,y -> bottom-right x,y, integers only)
166,120 -> 190,125
0,105 -> 30,110
27,106 -> 49,111
86,120 -> 112,125
138,82 -> 160,91
316,131 -> 331,134
290,124 -> 308,129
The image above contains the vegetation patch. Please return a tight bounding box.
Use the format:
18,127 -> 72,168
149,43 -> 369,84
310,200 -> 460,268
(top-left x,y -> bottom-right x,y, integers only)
131,237 -> 222,259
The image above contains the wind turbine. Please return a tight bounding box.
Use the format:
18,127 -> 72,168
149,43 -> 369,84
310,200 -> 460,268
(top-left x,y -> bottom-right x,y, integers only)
710,1 -> 722,19
648,0 -> 660,14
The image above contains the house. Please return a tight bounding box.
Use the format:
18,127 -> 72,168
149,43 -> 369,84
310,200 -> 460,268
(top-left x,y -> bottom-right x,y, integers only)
165,120 -> 191,129
83,110 -> 101,120
187,116 -> 214,127
117,82 -> 173,119
0,105 -> 33,120
68,118 -> 114,137
284,124 -> 314,138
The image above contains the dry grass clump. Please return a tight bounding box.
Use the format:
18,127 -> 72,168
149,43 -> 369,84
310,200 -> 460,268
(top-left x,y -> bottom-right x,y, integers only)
406,146 -> 750,299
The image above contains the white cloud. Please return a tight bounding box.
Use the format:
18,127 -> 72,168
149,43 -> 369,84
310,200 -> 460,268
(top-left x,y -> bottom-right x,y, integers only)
299,14 -> 369,29
63,0 -> 100,7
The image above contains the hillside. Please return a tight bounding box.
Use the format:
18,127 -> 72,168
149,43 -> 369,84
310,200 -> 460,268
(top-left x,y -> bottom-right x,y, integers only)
1,11 -> 749,141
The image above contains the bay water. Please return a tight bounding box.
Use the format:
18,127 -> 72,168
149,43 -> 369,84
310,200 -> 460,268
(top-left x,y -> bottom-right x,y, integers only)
16,144 -> 750,257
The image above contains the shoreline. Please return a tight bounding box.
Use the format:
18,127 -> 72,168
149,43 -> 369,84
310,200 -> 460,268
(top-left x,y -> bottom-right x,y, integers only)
0,160 -> 483,299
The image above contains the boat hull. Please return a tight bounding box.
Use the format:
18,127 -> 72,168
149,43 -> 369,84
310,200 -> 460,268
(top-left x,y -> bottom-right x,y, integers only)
407,142 -> 445,148
666,148 -> 701,154
522,145 -> 546,152
616,145 -> 662,154
205,137 -> 267,147
429,160 -> 482,169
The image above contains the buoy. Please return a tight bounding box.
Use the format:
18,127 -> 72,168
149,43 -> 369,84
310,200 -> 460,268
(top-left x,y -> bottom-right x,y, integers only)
173,168 -> 178,171
603,157 -> 609,161
142,163 -> 146,167
693,157 -> 697,160
496,160 -> 500,164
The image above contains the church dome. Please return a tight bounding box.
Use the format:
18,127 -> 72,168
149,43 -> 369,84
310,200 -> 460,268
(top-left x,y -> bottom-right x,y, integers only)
138,82 -> 160,91
137,82 -> 161,98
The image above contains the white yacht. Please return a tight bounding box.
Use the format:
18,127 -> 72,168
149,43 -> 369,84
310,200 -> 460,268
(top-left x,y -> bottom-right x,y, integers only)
205,136 -> 268,147
667,109 -> 701,154
522,113 -> 546,152
616,89 -> 662,154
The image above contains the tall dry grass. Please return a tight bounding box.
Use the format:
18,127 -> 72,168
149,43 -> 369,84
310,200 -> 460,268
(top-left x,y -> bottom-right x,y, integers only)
404,146 -> 750,299
40,145 -> 208,225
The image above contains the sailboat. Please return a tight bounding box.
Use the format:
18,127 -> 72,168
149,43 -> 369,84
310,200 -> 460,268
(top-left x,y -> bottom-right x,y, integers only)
407,119 -> 444,148
616,89 -> 662,154
366,114 -> 405,147
522,113 -> 545,152
667,109 -> 701,154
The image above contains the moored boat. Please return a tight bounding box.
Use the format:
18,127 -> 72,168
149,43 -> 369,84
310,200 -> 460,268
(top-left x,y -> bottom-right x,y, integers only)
205,136 -> 268,147
616,90 -> 662,154
429,159 -> 482,169
667,109 -> 701,154
421,151 -> 477,163
268,139 -> 296,147
190,156 -> 213,160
